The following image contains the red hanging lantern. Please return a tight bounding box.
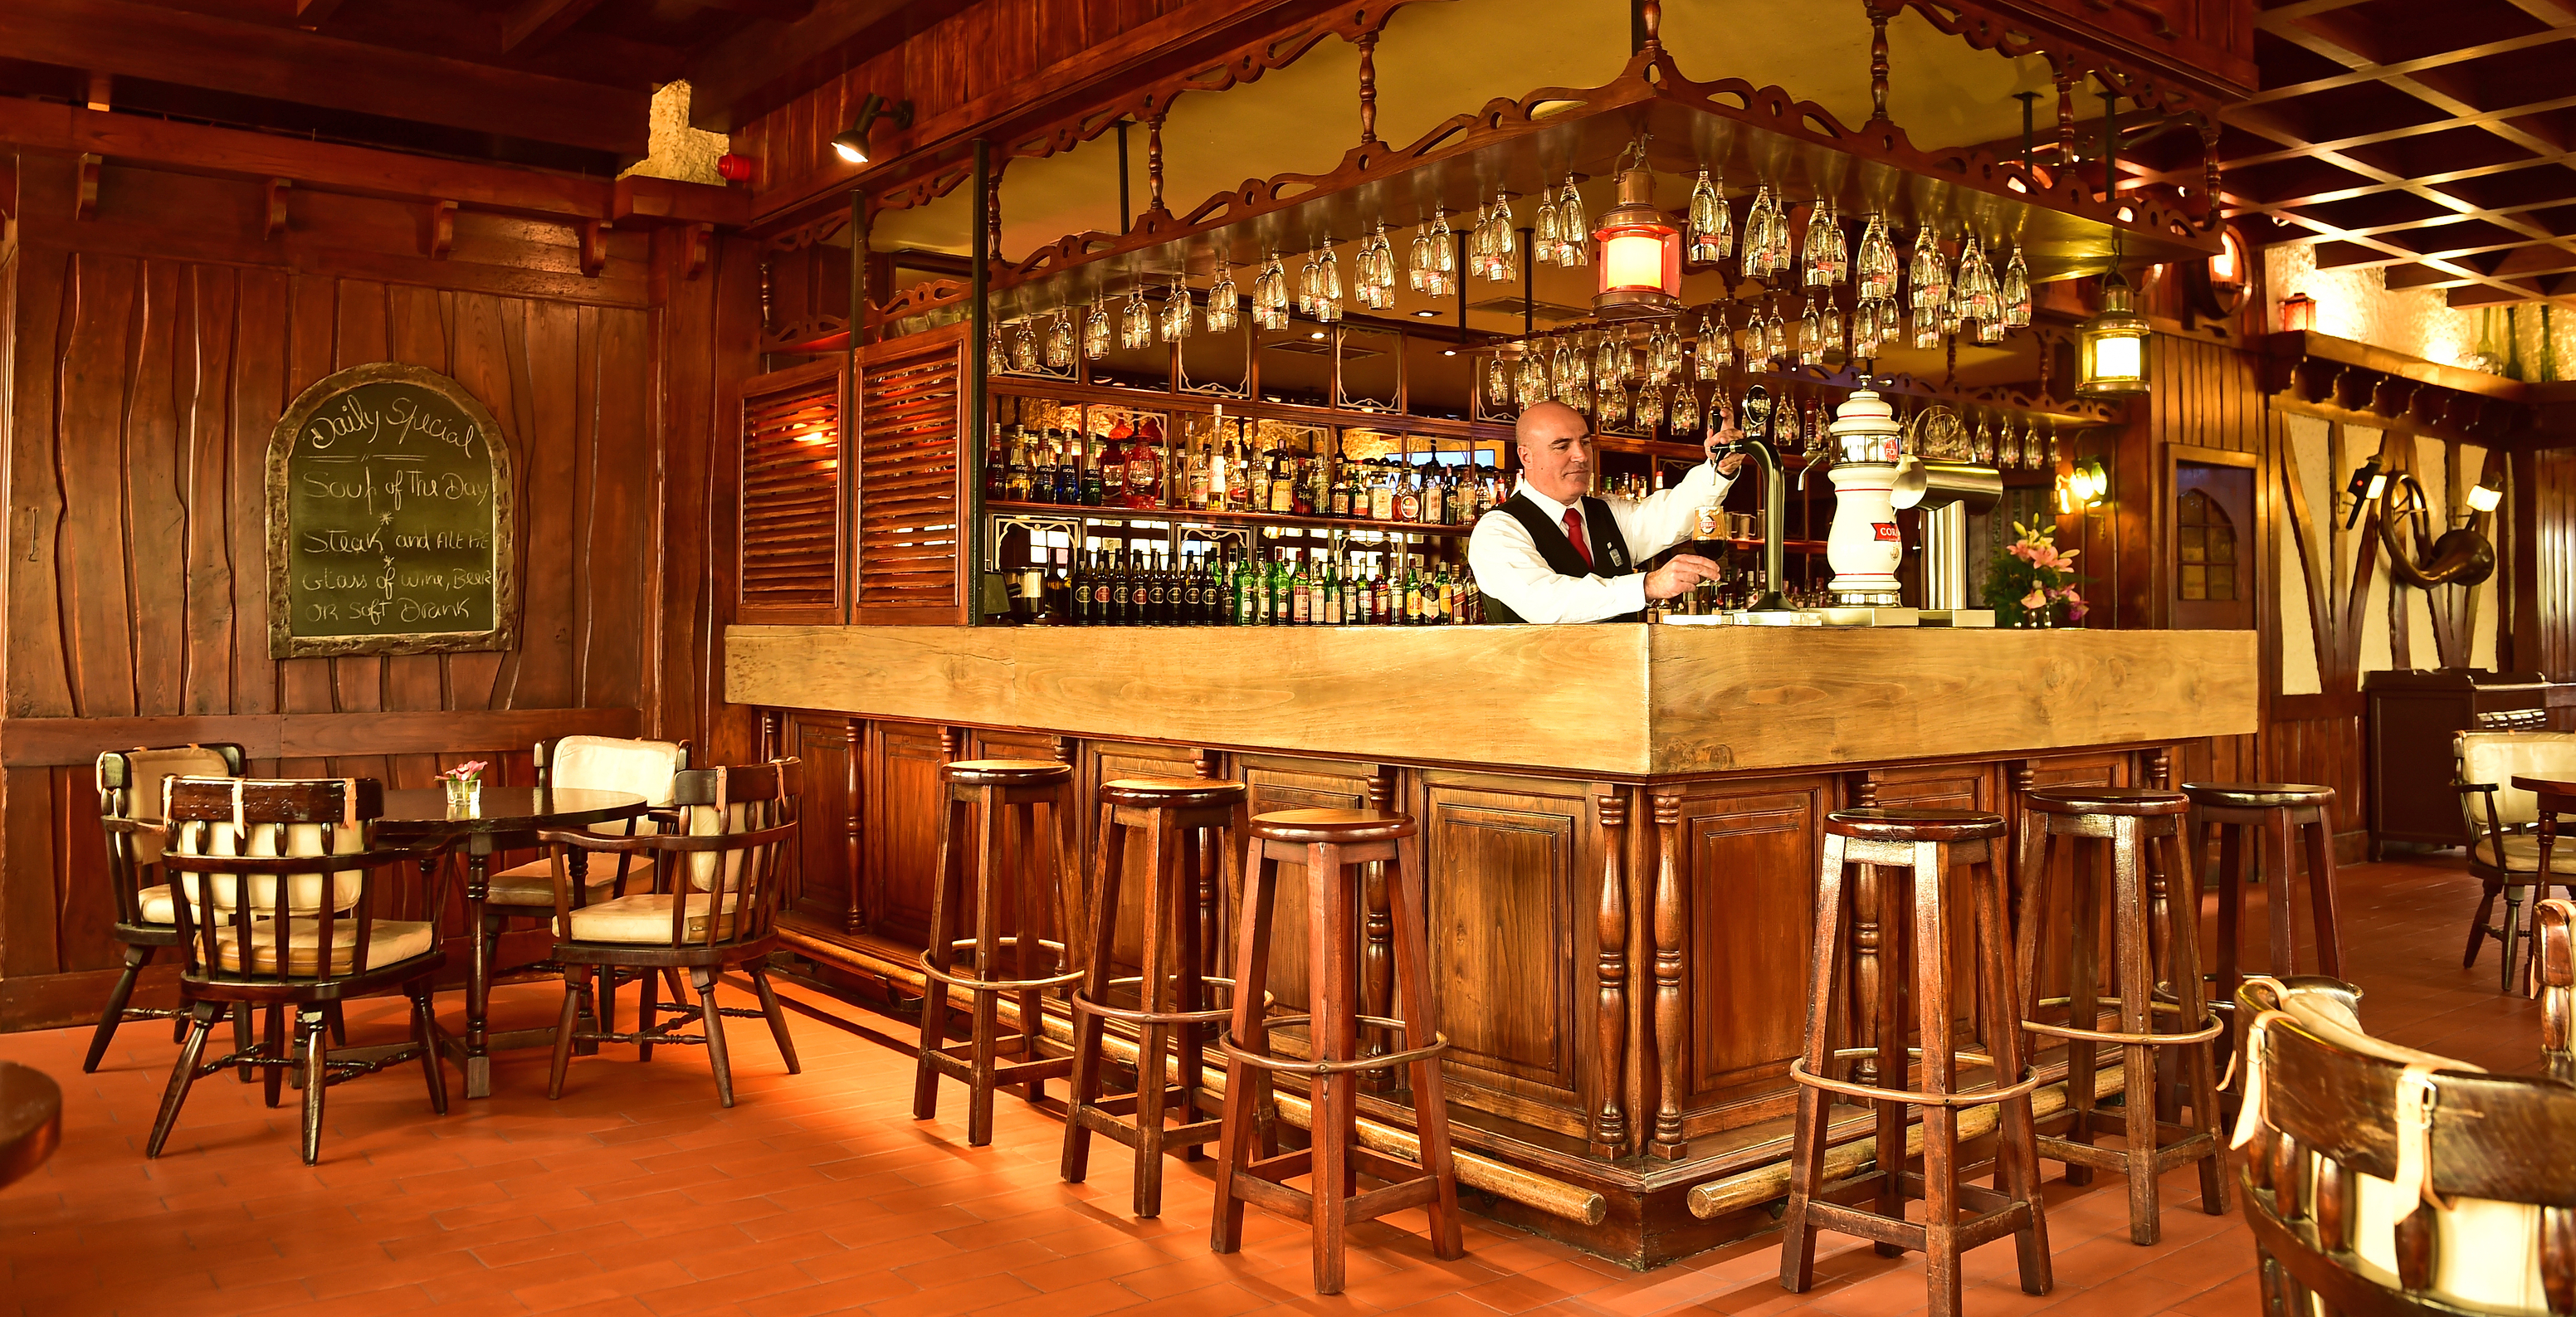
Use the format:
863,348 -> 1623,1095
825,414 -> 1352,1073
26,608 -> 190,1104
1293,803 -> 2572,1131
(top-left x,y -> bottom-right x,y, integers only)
1593,152 -> 1681,319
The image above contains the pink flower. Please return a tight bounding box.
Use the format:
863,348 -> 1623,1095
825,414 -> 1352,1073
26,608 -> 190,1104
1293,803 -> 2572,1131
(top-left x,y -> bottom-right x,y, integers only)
2020,588 -> 2048,611
2008,542 -> 2037,562
2061,589 -> 2088,621
440,760 -> 489,782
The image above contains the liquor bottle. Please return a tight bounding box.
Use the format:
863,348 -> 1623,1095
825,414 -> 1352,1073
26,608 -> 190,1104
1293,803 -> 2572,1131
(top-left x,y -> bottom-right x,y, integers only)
1266,552 -> 1289,625
1149,549 -> 1173,625
1291,459 -> 1315,515
1266,448 -> 1294,514
1237,554 -> 1260,626
1367,465 -> 1393,521
1319,557 -> 1343,625
984,426 -> 1008,502
1042,549 -> 1071,620
1289,557 -> 1310,626
1248,446 -> 1271,515
1396,468 -> 1422,523
1052,433 -> 1079,504
1188,439 -> 1212,510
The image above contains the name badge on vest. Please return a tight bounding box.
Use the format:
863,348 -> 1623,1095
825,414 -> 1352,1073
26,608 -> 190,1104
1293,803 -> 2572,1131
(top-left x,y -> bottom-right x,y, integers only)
1606,544 -> 1626,568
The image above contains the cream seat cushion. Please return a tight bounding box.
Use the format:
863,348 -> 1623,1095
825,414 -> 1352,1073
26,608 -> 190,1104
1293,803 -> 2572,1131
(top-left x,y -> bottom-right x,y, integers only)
2456,732 -> 2576,829
171,802 -> 368,916
2261,982 -> 2548,1314
565,891 -> 741,944
136,885 -> 177,924
210,919 -> 435,976
2471,833 -> 2576,876
107,747 -> 236,867
485,736 -> 684,906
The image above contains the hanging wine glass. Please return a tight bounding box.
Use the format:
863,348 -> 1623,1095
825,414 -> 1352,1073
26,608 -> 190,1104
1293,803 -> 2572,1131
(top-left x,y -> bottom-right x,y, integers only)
1317,238 -> 1344,322
1594,333 -> 1621,388
1011,320 -> 1040,373
1206,266 -> 1238,334
1408,223 -> 1433,292
1638,384 -> 1666,432
1856,211 -> 1898,301
1743,185 -> 1779,280
1909,228 -> 1949,319
1766,302 -> 1790,365
1046,310 -> 1076,367
1487,356 -> 1510,407
2046,422 -> 2061,466
1688,170 -> 1731,263
2001,245 -> 2032,328
1957,232 -> 1998,326
1120,285 -> 1150,349
1161,283 -> 1194,343
1802,200 -> 1834,288
1673,383 -> 1700,435
988,322 -> 1010,375
1799,298 -> 1822,362
1973,416 -> 1997,466
2000,422 -> 2023,470
1821,297 -> 1844,353
1534,187 -> 1561,268
1600,383 -> 1629,428
1556,179 -> 1588,266
1084,298 -> 1111,359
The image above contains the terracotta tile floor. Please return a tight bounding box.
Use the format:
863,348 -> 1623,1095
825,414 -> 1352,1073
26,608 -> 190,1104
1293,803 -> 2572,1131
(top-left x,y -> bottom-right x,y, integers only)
0,853 -> 2549,1317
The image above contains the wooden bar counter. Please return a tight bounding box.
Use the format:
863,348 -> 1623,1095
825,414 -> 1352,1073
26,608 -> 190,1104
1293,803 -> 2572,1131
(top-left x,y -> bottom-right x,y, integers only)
728,623 -> 2256,1266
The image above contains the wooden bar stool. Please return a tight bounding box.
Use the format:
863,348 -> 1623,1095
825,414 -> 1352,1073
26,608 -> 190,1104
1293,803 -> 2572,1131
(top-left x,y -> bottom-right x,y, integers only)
1211,807 -> 1462,1295
1780,808 -> 2051,1317
1061,775 -> 1255,1217
912,758 -> 1084,1148
2017,786 -> 2228,1245
2181,783 -> 2344,1008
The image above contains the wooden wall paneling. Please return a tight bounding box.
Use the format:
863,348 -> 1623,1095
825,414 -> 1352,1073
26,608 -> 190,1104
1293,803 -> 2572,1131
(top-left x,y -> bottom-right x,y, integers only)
583,306 -> 653,710
181,266 -> 240,718
507,300 -> 584,711
1080,738 -> 1204,980
1232,752 -> 1378,1035
654,230 -> 760,761
5,206 -> 75,723
865,719 -> 954,949
782,714 -> 861,931
1414,768 -> 1595,1140
383,282 -> 452,721
59,251 -> 142,720
1652,777 -> 1826,1149
128,259 -> 187,719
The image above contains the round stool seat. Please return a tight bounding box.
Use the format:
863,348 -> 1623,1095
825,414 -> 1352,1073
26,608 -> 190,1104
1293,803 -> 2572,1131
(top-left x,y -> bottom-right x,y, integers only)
1250,808 -> 1415,844
2179,782 -> 2334,809
2026,786 -> 2188,817
943,758 -> 1071,788
1826,807 -> 2007,842
1100,776 -> 1247,808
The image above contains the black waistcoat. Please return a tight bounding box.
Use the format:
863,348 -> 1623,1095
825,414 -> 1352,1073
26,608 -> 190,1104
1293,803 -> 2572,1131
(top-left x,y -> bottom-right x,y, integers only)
1482,492 -> 1639,624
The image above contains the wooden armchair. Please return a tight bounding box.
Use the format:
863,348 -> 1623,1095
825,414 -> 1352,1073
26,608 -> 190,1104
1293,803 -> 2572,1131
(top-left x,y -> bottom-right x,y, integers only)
148,776 -> 448,1164
89,744 -> 250,1074
2233,975 -> 2574,1315
2454,730 -> 2576,991
535,759 -> 803,1108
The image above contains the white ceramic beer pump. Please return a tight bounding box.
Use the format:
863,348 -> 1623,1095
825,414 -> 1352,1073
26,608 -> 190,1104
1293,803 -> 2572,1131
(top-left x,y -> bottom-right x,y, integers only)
1822,387 -> 1905,607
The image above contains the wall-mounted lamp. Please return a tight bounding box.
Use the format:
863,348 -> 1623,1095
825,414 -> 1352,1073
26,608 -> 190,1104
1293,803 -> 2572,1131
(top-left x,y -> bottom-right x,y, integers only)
2077,272 -> 2150,396
2340,457 -> 2386,530
2466,477 -> 2503,515
2280,291 -> 2317,334
2056,457 -> 2110,512
831,93 -> 915,166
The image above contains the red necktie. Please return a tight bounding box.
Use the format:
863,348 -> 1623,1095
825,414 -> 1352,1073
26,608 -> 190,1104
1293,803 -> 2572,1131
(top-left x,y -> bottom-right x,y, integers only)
1562,507 -> 1594,568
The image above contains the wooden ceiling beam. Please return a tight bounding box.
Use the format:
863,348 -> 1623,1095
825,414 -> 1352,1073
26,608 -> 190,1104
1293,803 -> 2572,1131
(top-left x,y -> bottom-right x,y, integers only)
500,0 -> 606,55
676,0 -> 816,19
290,0 -> 344,29
0,0 -> 648,157
681,0 -> 920,132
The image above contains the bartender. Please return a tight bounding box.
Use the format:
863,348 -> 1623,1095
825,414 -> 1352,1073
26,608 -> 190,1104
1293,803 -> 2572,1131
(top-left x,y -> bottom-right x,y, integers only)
1469,400 -> 1744,623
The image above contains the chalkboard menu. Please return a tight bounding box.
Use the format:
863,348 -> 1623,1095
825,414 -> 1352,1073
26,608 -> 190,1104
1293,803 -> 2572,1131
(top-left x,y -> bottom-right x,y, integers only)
266,363 -> 518,658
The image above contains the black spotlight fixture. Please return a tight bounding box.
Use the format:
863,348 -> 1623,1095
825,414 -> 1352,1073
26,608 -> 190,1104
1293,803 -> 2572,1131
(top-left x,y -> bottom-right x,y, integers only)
831,93 -> 915,165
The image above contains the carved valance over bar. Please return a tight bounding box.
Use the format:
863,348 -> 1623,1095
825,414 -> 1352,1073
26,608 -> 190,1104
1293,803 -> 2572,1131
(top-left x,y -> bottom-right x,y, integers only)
974,36 -> 2220,322
2257,330 -> 2576,448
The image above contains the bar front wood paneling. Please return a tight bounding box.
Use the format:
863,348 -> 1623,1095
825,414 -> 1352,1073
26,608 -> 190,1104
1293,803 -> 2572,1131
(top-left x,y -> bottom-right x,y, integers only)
732,622 -> 2256,1266
729,625 -> 2257,774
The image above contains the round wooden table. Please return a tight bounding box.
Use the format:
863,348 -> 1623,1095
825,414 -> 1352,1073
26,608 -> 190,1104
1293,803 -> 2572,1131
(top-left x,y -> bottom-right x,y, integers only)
377,786 -> 646,1099
0,1061 -> 62,1190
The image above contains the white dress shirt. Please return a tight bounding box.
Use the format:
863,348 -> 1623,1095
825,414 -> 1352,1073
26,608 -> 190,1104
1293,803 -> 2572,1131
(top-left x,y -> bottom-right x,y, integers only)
1468,461 -> 1734,623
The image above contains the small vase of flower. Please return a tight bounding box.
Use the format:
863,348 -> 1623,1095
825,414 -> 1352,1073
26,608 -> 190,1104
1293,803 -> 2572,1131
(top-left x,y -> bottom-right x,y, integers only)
1986,521 -> 2088,628
439,760 -> 488,813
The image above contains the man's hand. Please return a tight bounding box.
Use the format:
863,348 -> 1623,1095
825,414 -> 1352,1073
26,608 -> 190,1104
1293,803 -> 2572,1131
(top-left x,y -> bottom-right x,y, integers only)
1644,553 -> 1725,601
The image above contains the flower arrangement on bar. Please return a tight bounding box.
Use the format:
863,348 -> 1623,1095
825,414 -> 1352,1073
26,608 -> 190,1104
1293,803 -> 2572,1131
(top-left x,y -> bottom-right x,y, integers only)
438,759 -> 489,810
1987,521 -> 2086,627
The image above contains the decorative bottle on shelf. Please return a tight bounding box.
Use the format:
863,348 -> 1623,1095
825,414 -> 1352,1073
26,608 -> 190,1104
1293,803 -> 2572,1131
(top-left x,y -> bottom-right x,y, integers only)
1127,418 -> 1165,510
1266,449 -> 1294,514
1052,432 -> 1079,504
1249,447 -> 1272,515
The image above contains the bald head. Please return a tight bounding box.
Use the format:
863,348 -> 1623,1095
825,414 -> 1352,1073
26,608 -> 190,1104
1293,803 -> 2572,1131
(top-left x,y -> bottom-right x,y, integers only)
1514,402 -> 1594,505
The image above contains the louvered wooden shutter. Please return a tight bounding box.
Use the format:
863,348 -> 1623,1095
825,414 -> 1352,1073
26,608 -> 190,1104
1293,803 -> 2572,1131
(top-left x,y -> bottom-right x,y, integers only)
855,324 -> 971,625
737,360 -> 846,624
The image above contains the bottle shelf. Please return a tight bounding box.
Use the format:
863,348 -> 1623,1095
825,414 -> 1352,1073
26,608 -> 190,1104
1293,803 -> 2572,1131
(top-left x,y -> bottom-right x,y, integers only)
985,500 -> 1476,539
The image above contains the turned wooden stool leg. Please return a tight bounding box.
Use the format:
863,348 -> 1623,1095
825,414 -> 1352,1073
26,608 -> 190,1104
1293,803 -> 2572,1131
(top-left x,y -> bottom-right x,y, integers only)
1209,833 -> 1277,1256
1909,838 -> 1966,1317
2111,814 -> 2163,1243
913,791 -> 970,1122
1973,846 -> 2052,1295
1778,831 -> 1852,1294
968,789 -> 1007,1148
1385,827 -> 1462,1259
2300,804 -> 2344,979
2265,805 -> 2299,978
1306,838 -> 1356,1294
1060,802 -> 1128,1188
2063,829 -> 2101,1187
1173,817 -> 1210,1164
1869,860 -> 1909,1256
1132,810 -> 1177,1216
2162,822 -> 2229,1215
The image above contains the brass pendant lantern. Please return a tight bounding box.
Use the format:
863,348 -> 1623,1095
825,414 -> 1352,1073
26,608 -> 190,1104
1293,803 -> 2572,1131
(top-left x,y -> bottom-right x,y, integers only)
2077,269 -> 2150,396
1592,146 -> 1681,319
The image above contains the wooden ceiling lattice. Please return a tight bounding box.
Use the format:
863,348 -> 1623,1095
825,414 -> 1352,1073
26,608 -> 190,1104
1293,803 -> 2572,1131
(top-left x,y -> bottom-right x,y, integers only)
2180,0 -> 2576,308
